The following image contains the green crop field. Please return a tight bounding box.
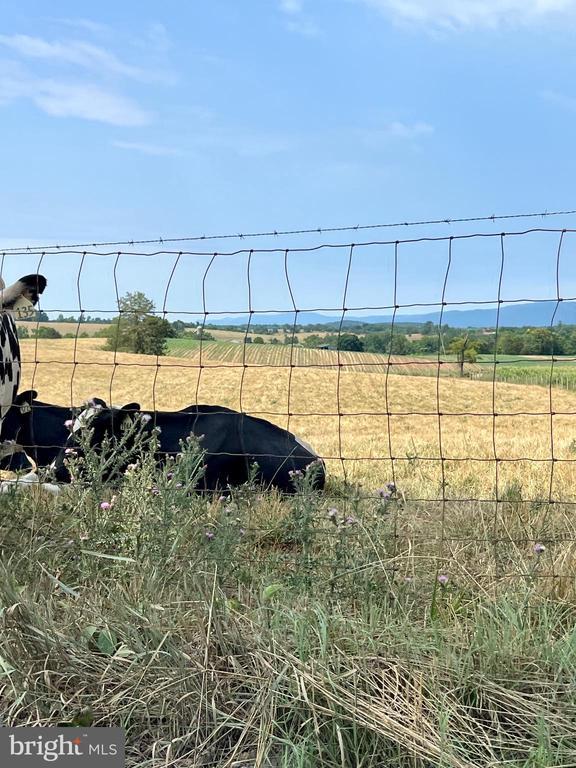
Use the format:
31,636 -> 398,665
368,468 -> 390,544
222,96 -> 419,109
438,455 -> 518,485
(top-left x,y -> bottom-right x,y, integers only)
166,338 -> 463,376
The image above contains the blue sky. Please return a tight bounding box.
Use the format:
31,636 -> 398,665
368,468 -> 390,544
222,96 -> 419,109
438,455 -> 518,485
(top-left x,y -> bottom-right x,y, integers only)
2,0 -> 576,319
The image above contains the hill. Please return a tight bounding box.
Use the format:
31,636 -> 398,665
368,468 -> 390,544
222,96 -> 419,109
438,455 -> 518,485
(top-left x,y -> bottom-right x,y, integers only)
207,300 -> 576,329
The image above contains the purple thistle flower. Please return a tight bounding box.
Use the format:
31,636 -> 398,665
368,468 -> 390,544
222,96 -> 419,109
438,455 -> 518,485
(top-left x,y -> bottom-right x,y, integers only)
239,528 -> 246,536
387,482 -> 396,491
100,501 -> 111,511
344,515 -> 357,526
534,543 -> 546,555
166,472 -> 174,480
205,530 -> 215,541
175,482 -> 183,489
438,574 -> 449,586
64,419 -> 74,429
64,448 -> 76,456
378,488 -> 391,499
327,507 -> 338,518
218,495 -> 227,502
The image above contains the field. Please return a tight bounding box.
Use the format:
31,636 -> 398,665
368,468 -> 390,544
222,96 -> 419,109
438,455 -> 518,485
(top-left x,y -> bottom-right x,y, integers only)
17,336 -> 576,502
2,337 -> 576,766
16,321 -> 109,336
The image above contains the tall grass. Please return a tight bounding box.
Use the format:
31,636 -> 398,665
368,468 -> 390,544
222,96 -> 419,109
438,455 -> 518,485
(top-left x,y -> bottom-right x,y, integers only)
1,434 -> 576,766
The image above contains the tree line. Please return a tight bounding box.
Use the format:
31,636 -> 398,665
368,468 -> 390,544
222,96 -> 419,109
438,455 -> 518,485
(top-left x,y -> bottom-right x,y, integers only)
21,292 -> 576,358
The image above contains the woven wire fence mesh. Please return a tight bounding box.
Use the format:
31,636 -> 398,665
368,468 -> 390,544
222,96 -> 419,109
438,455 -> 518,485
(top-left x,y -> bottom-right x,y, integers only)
4,214 -> 576,588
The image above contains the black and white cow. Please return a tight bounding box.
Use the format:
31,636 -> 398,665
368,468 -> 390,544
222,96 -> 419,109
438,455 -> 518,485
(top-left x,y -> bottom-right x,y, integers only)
0,393 -> 227,472
52,401 -> 325,493
0,390 -> 71,472
0,274 -> 47,430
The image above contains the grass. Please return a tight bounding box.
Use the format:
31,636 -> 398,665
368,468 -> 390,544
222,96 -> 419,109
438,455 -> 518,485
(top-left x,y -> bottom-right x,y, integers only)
2,337 -> 576,765
1,436 -> 576,767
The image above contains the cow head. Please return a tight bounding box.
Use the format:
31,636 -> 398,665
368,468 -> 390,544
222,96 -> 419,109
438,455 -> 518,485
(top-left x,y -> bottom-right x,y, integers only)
52,399 -> 143,483
0,274 -> 47,312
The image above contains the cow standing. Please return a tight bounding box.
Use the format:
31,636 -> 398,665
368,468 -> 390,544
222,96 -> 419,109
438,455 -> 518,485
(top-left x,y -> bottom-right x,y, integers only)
0,274 -> 47,430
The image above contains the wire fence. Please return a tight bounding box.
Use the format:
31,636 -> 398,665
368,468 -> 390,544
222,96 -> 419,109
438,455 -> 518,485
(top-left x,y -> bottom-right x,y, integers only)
4,212 -> 576,586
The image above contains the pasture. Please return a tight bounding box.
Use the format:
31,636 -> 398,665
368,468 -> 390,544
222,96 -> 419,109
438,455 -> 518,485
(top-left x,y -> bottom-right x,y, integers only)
2,336 -> 576,766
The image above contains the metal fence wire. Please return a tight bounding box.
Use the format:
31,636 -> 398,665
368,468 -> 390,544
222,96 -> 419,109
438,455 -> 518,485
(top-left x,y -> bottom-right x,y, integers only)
4,211 -> 576,584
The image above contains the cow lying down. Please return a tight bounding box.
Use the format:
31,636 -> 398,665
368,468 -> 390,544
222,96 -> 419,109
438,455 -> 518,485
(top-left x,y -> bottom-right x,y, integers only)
52,400 -> 325,493
0,390 -> 72,473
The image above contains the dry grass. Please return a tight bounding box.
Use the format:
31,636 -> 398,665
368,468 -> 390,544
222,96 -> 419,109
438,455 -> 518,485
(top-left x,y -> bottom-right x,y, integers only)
3,339 -> 576,766
18,338 -> 576,501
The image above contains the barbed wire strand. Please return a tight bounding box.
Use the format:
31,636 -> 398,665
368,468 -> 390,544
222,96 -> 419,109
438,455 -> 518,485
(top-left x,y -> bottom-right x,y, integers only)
4,207 -> 576,252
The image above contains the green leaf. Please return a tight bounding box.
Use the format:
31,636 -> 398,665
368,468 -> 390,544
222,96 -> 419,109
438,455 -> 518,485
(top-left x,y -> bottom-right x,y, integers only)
262,583 -> 283,602
82,625 -> 100,643
96,629 -> 117,656
71,707 -> 93,727
0,654 -> 15,676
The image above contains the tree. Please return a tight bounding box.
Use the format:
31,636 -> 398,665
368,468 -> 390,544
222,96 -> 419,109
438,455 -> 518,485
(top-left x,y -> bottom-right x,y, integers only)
336,333 -> 364,352
497,331 -> 524,355
364,333 -> 389,354
448,334 -> 478,376
302,334 -> 324,348
103,292 -> 175,356
253,336 -> 264,344
269,337 -> 279,345
33,326 -> 62,339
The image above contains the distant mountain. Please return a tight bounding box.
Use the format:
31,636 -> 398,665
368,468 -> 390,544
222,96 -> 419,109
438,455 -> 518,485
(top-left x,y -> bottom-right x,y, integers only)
208,301 -> 576,329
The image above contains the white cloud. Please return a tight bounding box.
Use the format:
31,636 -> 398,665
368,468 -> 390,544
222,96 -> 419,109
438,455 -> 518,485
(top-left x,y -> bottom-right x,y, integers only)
278,0 -> 320,36
286,18 -> 321,36
0,34 -> 153,81
0,68 -> 150,126
56,18 -> 111,36
279,0 -> 304,14
358,0 -> 576,29
35,81 -> 150,125
361,120 -> 434,148
112,140 -> 181,156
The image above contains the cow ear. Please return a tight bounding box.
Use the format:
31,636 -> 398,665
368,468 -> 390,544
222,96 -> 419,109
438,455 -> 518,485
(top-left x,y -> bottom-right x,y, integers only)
121,402 -> 141,413
14,390 -> 37,405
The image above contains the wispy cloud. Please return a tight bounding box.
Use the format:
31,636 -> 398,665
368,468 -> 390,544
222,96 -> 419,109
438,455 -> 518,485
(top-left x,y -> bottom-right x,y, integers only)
279,0 -> 304,14
361,120 -> 434,148
55,18 -> 111,36
357,0 -> 576,30
0,66 -> 151,126
0,33 -> 165,82
0,23 -> 176,126
278,0 -> 321,37
112,140 -> 181,156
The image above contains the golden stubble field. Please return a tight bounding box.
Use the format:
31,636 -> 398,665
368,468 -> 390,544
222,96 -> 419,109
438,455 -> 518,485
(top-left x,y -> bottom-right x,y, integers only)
18,338 -> 576,505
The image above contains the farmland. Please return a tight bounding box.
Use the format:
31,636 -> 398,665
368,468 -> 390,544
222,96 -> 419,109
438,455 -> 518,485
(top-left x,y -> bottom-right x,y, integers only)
14,337 -> 576,503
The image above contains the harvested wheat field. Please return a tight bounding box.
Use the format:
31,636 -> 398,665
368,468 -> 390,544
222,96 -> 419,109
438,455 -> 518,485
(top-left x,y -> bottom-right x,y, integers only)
19,338 -> 576,503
